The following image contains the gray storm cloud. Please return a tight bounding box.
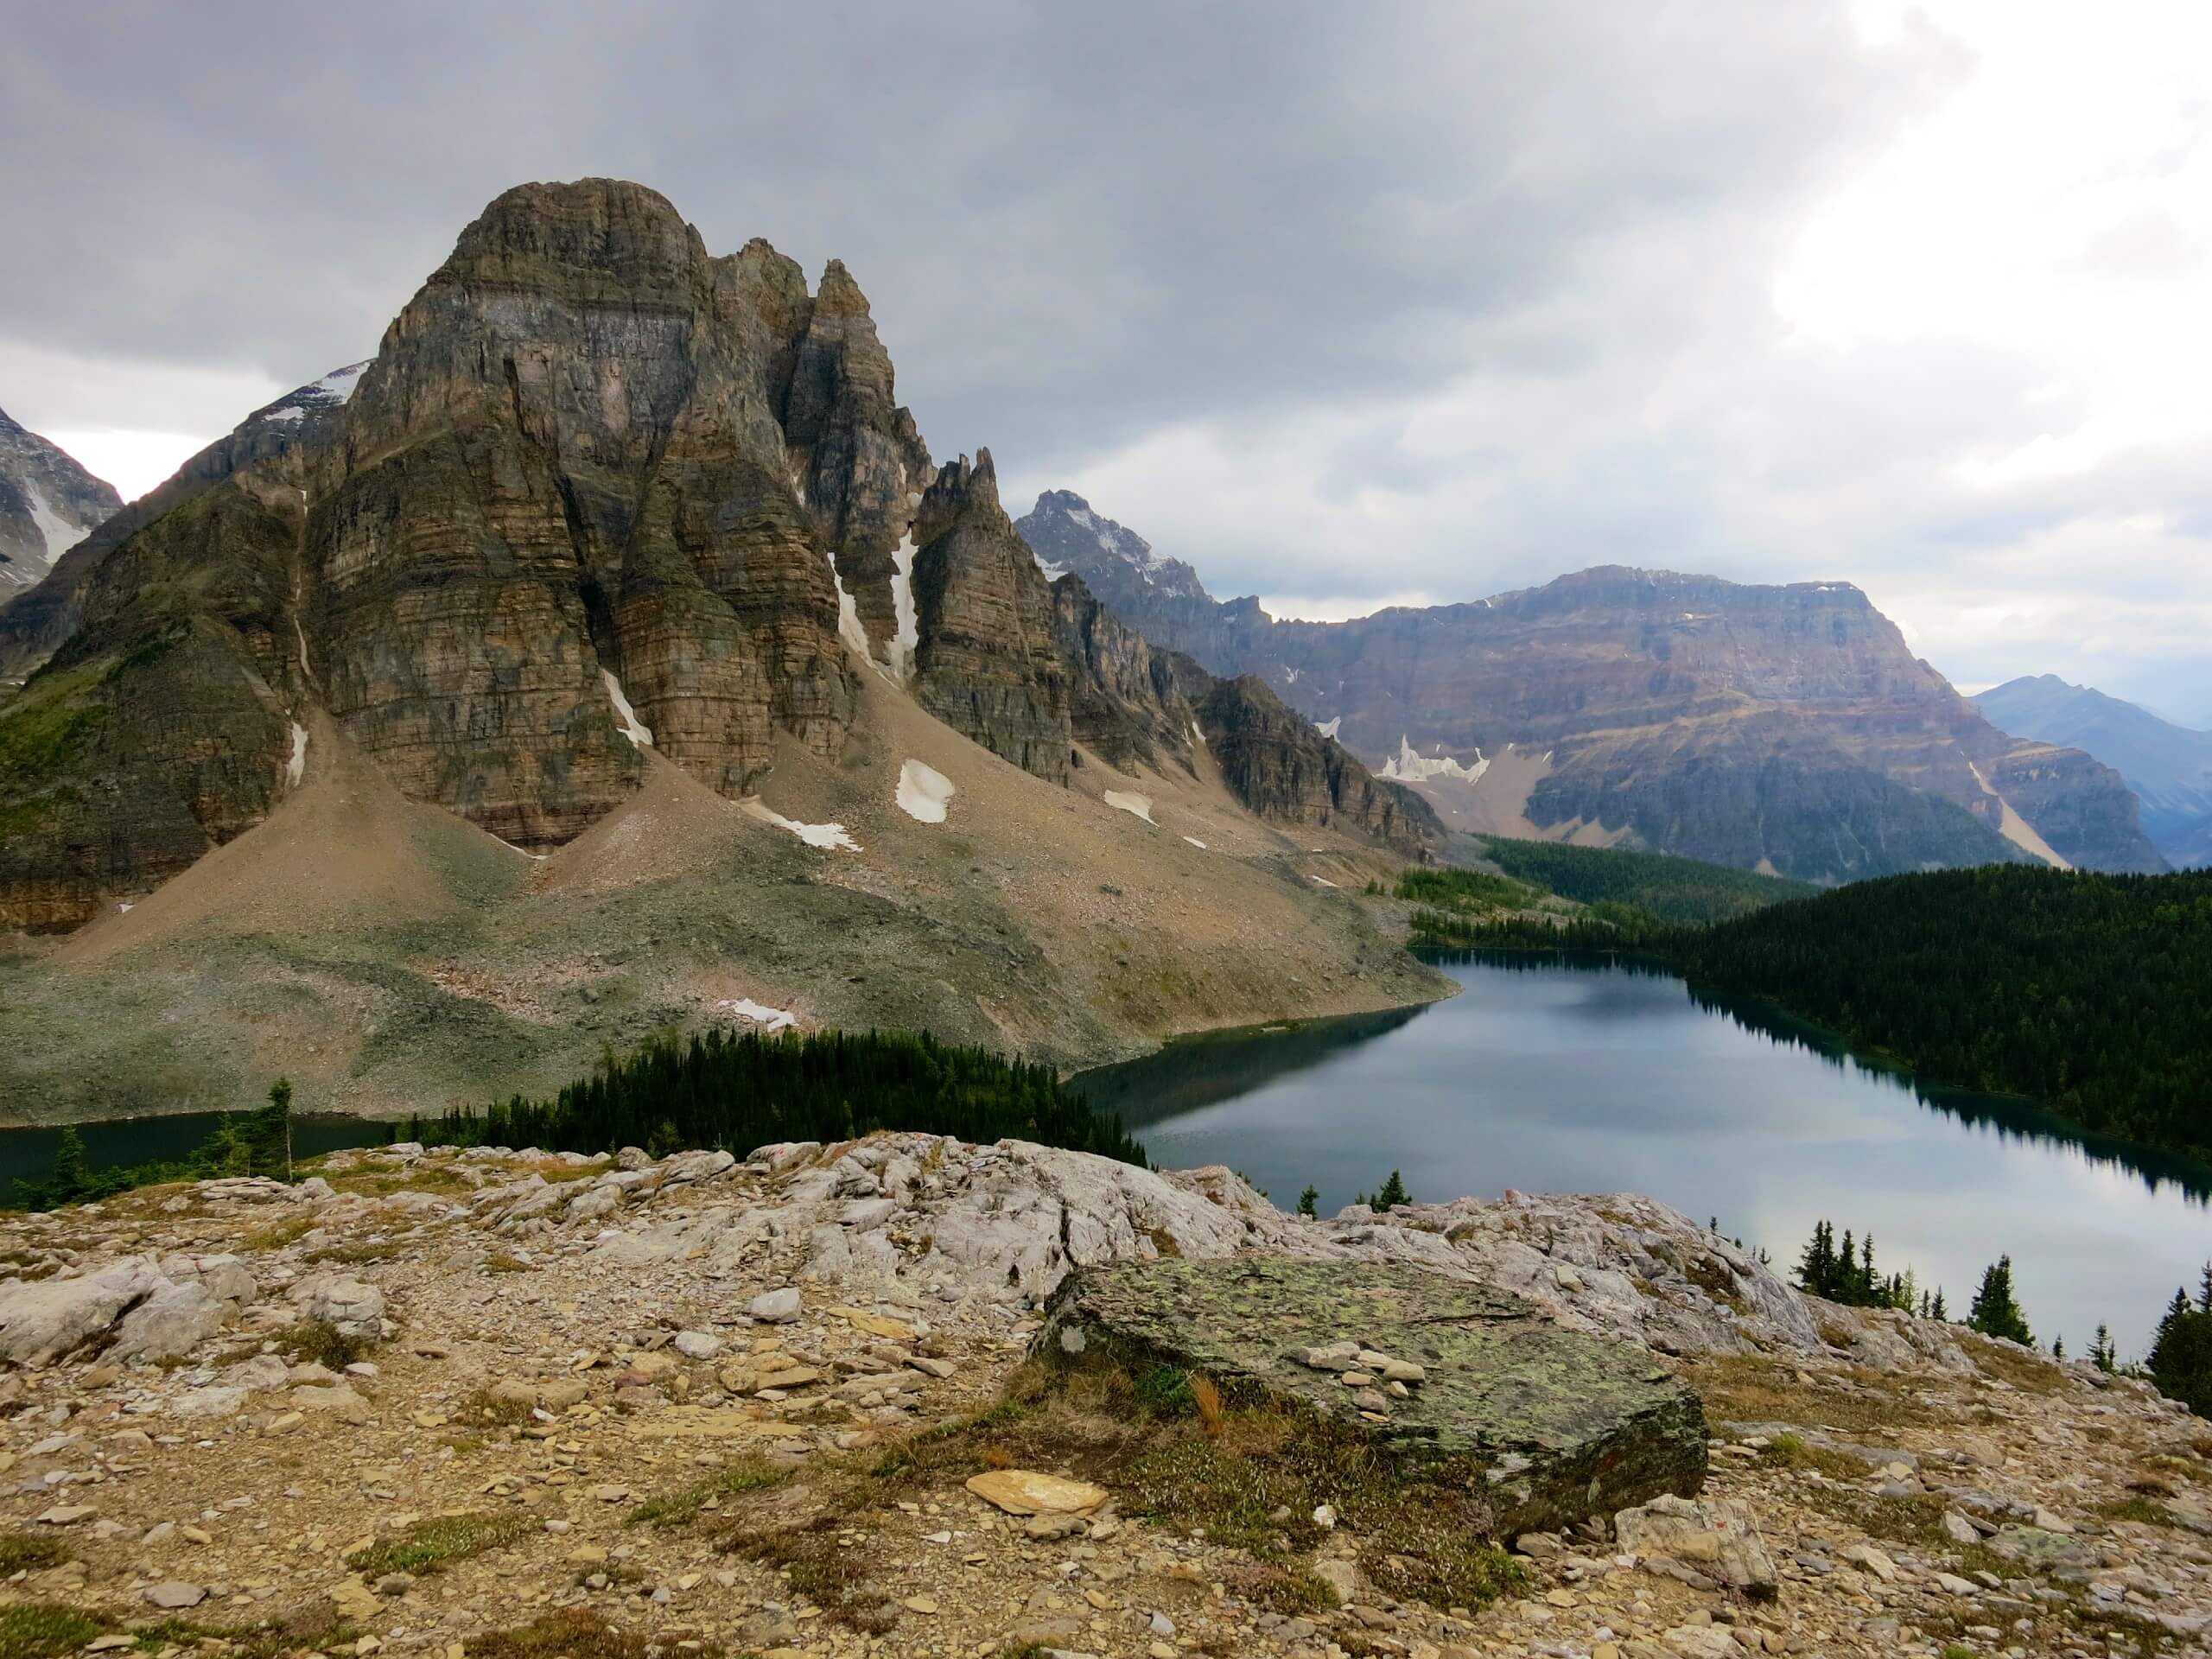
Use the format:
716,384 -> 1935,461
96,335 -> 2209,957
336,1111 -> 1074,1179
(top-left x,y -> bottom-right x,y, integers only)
3,0 -> 2207,713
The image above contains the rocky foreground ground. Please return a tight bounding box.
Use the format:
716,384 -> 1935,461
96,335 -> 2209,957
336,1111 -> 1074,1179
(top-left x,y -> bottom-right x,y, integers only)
0,1135 -> 2206,1659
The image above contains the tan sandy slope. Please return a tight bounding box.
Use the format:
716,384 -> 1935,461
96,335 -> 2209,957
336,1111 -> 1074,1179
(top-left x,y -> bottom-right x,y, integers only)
0,657 -> 1446,1123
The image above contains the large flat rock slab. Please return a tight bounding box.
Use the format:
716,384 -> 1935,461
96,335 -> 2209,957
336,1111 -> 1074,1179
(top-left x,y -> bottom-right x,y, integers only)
1034,1255 -> 1707,1536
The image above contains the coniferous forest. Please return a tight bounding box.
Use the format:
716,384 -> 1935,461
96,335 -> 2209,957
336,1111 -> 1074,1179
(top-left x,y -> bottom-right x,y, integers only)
1423,863 -> 2212,1164
397,1027 -> 1147,1166
1669,867 -> 2212,1161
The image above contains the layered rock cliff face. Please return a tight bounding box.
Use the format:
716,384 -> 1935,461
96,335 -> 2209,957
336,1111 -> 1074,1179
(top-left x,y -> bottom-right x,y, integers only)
1052,530 -> 2164,880
1048,573 -> 1196,775
0,411 -> 121,601
1194,674 -> 1440,857
1976,675 -> 2212,870
910,451 -> 1071,785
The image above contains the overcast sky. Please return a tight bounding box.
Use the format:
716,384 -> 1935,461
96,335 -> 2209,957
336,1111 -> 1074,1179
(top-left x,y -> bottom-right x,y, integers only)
5,1 -> 2209,720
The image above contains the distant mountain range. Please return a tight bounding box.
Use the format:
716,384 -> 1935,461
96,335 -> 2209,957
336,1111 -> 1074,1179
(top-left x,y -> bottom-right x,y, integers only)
0,407 -> 121,599
1015,491 -> 2167,883
1974,676 -> 2212,870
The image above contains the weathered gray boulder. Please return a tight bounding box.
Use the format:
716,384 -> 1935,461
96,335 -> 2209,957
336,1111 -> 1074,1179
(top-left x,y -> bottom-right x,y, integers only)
0,1257 -> 167,1367
289,1273 -> 385,1337
110,1282 -> 227,1362
1034,1256 -> 1707,1536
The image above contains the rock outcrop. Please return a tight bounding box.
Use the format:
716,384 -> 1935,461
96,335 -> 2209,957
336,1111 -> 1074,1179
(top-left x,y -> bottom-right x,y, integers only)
0,410 -> 121,601
1035,1255 -> 1708,1535
1194,673 -> 1441,855
3,1135 -> 2208,1657
910,451 -> 1071,784
1048,572 -> 1196,774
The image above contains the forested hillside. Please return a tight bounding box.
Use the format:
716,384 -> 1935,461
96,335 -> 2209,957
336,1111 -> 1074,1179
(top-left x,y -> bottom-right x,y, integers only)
1472,836 -> 1815,925
1671,868 -> 2212,1160
397,1027 -> 1147,1165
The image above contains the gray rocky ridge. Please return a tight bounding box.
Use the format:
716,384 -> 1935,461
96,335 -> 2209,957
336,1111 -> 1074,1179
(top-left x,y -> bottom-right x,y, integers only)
0,408 -> 121,601
0,1133 -> 2202,1657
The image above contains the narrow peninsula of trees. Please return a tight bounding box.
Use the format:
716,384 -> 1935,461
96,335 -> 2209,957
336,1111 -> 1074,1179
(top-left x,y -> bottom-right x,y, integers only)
14,1081 -> 296,1211
1471,836 -> 1815,925
397,1027 -> 1147,1166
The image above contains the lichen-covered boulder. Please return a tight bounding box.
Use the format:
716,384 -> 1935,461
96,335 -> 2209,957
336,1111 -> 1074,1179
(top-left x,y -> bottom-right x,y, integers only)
1034,1255 -> 1707,1537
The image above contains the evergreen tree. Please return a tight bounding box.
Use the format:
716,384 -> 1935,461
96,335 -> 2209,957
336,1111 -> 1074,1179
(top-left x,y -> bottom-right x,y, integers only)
1968,1256 -> 2033,1345
2051,1334 -> 2064,1360
2149,1287 -> 2212,1418
1796,1222 -> 1836,1298
2091,1324 -> 2116,1373
46,1128 -> 91,1205
1370,1170 -> 1409,1212
2200,1262 -> 2212,1313
1296,1185 -> 1319,1219
1931,1287 -> 1948,1322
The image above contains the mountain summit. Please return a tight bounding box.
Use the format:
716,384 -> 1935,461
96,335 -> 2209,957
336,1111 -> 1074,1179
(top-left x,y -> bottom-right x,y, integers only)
0,408 -> 121,600
1016,489 -> 1212,610
1026,501 -> 2167,882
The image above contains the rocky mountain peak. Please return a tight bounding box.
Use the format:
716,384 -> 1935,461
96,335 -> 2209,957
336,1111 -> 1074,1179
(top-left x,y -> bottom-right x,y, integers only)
1014,488 -> 1211,607
0,408 -> 123,598
911,449 -> 1071,785
435,177 -> 706,297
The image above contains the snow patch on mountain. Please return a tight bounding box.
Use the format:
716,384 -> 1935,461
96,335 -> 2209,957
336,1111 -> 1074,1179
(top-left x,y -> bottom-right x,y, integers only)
715,997 -> 797,1031
742,798 -> 861,852
601,671 -> 653,747
1103,791 -> 1154,823
22,482 -> 88,566
888,533 -> 919,680
1379,735 -> 1488,785
895,759 -> 956,824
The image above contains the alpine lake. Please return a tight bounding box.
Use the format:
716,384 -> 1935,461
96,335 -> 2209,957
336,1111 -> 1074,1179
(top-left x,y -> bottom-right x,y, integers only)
1075,951 -> 2212,1360
3,951 -> 2203,1359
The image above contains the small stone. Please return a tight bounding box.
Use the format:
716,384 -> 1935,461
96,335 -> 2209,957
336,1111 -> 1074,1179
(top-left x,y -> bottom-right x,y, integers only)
143,1581 -> 207,1609
1942,1510 -> 1980,1544
35,1505 -> 95,1526
902,1595 -> 939,1614
1844,1542 -> 1897,1582
966,1470 -> 1109,1516
673,1331 -> 722,1361
180,1524 -> 213,1544
1313,1503 -> 1337,1529
1148,1611 -> 1176,1636
747,1287 -> 801,1323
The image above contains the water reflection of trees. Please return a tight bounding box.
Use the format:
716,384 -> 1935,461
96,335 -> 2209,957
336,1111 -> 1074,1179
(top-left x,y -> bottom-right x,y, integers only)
1071,1004 -> 1424,1130
1423,947 -> 2212,1207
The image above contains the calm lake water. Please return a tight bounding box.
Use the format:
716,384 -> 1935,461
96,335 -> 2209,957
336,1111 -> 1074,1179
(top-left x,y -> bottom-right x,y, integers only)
1077,953 -> 2212,1361
0,1115 -> 387,1196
